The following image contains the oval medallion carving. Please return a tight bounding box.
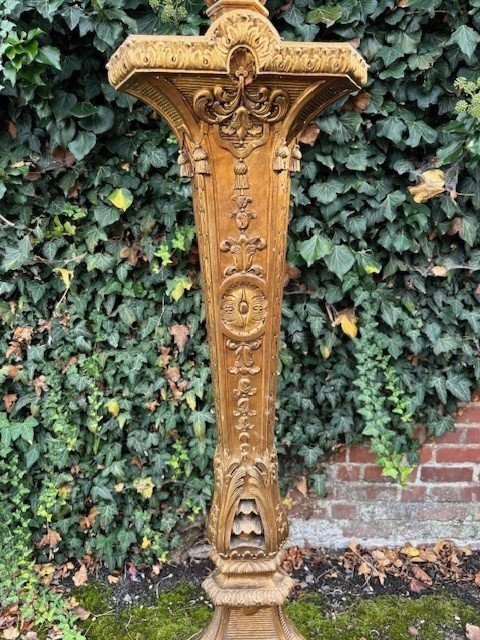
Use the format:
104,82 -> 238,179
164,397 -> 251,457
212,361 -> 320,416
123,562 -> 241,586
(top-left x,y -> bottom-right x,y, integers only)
220,277 -> 267,340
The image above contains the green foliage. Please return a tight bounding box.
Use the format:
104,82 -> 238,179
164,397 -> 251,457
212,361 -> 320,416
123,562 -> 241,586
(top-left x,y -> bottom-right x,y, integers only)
0,0 -> 480,575
0,447 -> 83,640
353,303 -> 414,484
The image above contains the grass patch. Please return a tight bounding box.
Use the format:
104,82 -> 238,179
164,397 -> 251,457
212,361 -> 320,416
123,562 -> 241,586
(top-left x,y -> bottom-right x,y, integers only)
75,584 -> 480,640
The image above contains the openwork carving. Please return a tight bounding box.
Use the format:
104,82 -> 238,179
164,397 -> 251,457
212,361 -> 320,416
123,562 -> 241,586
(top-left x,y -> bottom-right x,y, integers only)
108,0 -> 367,636
208,448 -> 288,558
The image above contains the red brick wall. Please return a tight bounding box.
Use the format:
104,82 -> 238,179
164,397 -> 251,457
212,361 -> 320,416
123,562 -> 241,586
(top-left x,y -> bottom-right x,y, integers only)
287,402 -> 480,549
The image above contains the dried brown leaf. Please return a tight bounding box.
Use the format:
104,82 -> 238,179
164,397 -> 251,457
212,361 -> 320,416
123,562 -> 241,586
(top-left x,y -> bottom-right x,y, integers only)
343,90 -> 371,113
466,624 -> 480,640
37,530 -> 62,549
33,375 -> 48,398
72,564 -> 88,587
71,606 -> 91,621
409,578 -> 427,593
412,566 -> 433,586
299,123 -> 320,146
408,169 -> 445,203
284,262 -> 301,287
170,324 -> 189,352
3,394 -> 17,413
333,308 -> 358,339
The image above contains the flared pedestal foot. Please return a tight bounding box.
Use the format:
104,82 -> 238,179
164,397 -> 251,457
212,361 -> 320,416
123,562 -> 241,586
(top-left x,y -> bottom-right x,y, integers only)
196,604 -> 304,640
196,567 -> 305,640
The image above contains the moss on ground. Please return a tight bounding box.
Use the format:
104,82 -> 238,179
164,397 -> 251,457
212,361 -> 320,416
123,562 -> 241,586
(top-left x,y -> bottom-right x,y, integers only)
75,583 -> 480,640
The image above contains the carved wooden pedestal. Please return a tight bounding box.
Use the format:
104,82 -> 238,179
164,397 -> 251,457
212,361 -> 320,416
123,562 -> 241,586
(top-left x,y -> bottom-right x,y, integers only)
108,3 -> 366,638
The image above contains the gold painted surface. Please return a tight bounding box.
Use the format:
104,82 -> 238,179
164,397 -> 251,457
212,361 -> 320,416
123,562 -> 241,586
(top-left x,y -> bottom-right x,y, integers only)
107,3 -> 367,637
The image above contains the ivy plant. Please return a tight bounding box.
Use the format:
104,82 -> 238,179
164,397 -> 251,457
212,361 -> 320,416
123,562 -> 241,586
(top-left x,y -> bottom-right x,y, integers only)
0,0 -> 479,580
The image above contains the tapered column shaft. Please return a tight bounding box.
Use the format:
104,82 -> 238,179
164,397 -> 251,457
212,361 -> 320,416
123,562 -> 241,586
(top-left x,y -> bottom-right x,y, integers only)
107,3 -> 367,636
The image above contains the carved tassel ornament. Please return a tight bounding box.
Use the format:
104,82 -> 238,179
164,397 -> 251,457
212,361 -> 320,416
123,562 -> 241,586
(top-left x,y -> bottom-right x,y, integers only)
107,1 -> 367,637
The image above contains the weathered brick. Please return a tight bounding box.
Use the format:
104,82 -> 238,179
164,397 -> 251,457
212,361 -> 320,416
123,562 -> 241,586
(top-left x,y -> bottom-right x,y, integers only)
349,446 -> 377,463
429,485 -> 480,502
310,507 -> 329,520
418,504 -> 468,522
333,484 -> 399,502
364,485 -> 400,501
333,448 -> 348,463
401,486 -> 427,502
436,447 -> 480,463
465,426 -> 480,444
331,503 -> 357,519
419,446 -> 435,463
363,465 -> 391,483
456,405 -> 480,424
341,524 -> 384,539
436,429 -> 466,444
337,465 -> 361,482
420,466 -> 473,483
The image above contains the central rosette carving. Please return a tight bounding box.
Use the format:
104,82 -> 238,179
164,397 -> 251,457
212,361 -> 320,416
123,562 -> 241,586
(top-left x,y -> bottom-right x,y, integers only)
221,279 -> 267,339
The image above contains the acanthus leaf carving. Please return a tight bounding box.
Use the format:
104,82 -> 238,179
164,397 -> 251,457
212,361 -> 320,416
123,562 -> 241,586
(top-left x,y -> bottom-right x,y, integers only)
220,233 -> 266,276
226,339 -> 261,375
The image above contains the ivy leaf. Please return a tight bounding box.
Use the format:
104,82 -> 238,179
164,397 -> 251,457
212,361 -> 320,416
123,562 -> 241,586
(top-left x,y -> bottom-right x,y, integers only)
68,131 -> 96,160
405,120 -> 437,147
333,308 -> 358,339
378,191 -> 406,221
433,334 -> 457,355
108,188 -> 133,212
167,276 -> 192,301
324,246 -> 355,280
447,25 -> 480,59
357,252 -> 381,275
86,253 -> 117,272
80,107 -> 114,134
459,215 -> 478,247
94,203 -> 121,227
283,5 -> 304,26
52,91 -> 78,121
381,301 -> 401,328
306,6 -> 342,25
445,372 -> 471,402
299,445 -> 320,467
2,236 -> 32,271
133,477 -> 155,499
376,116 -> 407,143
297,235 -> 333,266
37,45 -> 61,69
308,179 -> 342,204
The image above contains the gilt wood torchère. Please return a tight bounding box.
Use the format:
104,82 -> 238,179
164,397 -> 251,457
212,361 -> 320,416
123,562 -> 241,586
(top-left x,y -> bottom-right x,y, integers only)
107,3 -> 367,638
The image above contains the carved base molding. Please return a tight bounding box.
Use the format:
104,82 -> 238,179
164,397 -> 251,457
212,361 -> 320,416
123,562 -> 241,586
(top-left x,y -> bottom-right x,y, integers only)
199,563 -> 301,640
196,605 -> 304,640
203,567 -> 295,607
199,570 -> 302,640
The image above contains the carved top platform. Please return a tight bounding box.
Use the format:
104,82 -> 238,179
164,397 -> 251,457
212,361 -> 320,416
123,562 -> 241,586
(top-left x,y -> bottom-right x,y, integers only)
107,0 -> 368,119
